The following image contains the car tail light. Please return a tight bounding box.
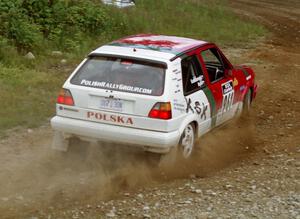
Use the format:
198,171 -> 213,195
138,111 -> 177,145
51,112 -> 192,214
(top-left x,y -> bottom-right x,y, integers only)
148,102 -> 172,120
57,89 -> 74,106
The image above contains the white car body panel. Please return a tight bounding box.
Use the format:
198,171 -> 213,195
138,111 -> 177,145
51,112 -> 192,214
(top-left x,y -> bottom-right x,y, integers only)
50,35 -> 248,154
52,116 -> 179,153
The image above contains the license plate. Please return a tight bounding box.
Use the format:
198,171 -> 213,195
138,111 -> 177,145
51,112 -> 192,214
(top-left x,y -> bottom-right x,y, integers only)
100,98 -> 123,111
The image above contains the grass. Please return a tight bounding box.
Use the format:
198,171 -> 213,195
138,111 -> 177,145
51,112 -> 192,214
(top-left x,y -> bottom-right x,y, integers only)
0,64 -> 65,132
106,0 -> 265,45
0,0 -> 266,134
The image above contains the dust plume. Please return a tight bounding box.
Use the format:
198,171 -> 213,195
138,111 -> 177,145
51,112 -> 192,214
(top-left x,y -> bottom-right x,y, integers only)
158,116 -> 256,179
0,133 -> 155,218
0,117 -> 255,218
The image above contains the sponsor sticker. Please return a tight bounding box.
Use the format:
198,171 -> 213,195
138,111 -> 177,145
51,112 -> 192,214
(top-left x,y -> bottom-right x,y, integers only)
80,79 -> 152,95
233,77 -> 239,87
240,85 -> 246,92
185,97 -> 208,120
190,75 -> 205,87
221,81 -> 234,113
222,81 -> 233,95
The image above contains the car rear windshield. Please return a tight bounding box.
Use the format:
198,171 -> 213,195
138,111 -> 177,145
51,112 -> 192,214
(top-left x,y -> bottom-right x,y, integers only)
70,56 -> 166,96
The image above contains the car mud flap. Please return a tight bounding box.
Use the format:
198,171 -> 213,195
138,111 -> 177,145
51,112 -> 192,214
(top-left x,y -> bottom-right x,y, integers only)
52,131 -> 69,151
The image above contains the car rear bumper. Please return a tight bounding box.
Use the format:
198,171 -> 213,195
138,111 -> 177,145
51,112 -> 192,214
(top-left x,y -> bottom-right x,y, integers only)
51,116 -> 180,153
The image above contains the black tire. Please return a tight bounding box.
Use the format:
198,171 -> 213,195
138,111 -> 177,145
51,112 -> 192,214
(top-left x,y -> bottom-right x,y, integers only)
178,123 -> 196,159
159,123 -> 196,167
243,89 -> 252,115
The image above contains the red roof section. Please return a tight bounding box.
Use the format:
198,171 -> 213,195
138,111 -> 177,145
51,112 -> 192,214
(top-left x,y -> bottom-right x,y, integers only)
109,34 -> 208,55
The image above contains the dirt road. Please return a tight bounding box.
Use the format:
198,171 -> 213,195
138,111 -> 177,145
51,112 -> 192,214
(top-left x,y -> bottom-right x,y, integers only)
0,0 -> 299,218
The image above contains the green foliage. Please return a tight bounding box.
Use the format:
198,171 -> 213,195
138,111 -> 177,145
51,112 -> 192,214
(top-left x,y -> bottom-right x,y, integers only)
0,0 -> 42,50
0,0 -> 111,51
0,0 -> 266,133
0,0 -> 265,54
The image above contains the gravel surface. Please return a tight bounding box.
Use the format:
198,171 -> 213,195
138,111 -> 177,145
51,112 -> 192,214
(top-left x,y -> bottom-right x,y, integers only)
59,152 -> 299,219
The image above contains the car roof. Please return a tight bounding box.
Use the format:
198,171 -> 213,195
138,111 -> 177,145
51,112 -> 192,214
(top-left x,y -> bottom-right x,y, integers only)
90,34 -> 209,62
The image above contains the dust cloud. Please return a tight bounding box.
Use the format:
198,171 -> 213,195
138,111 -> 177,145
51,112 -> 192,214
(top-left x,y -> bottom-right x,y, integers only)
0,117 -> 255,218
0,136 -> 156,218
159,116 -> 256,179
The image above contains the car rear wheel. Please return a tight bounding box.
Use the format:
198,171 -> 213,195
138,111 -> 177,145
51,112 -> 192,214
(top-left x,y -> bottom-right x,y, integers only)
159,123 -> 195,167
180,123 -> 195,159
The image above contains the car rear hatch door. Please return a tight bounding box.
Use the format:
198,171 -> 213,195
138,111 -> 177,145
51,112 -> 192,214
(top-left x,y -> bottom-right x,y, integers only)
58,56 -> 171,132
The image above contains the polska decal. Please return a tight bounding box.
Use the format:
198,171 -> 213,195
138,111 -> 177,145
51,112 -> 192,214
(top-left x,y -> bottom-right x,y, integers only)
87,111 -> 133,125
222,81 -> 233,94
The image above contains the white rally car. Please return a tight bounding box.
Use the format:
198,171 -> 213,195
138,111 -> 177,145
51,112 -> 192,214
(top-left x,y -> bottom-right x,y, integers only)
101,0 -> 135,8
51,34 -> 257,160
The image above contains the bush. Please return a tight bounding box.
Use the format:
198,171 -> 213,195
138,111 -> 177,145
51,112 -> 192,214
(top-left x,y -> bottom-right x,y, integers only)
0,0 -> 112,51
0,0 -> 43,50
7,15 -> 43,50
0,0 -> 266,134
0,0 -> 265,55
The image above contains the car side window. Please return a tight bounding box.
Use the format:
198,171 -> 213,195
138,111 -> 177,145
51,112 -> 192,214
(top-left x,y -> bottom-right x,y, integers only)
181,55 -> 206,95
201,48 -> 225,83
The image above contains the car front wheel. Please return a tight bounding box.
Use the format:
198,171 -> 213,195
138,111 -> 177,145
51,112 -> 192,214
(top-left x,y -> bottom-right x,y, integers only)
243,89 -> 252,114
